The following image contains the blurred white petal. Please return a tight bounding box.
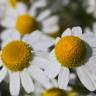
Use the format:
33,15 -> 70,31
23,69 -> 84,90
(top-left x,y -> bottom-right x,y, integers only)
42,25 -> 59,34
42,16 -> 59,27
37,9 -> 51,22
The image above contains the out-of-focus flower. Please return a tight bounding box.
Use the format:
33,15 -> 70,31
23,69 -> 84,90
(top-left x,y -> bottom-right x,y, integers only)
86,0 -> 96,18
1,2 -> 59,36
43,26 -> 96,91
62,0 -> 69,6
0,30 -> 54,96
34,79 -> 58,96
30,0 -> 47,9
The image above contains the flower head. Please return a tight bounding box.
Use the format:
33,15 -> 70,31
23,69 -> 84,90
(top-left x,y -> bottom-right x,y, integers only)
1,2 -> 59,37
0,30 -> 54,96
44,26 -> 96,91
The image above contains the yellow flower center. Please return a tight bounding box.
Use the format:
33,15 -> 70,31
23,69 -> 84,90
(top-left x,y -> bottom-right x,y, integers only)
16,14 -> 37,36
1,41 -> 32,71
55,36 -> 87,68
42,88 -> 67,96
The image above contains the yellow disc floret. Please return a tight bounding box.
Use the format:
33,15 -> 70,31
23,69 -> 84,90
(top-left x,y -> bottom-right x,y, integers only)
42,88 -> 67,96
16,14 -> 37,36
1,40 -> 32,71
55,36 -> 87,68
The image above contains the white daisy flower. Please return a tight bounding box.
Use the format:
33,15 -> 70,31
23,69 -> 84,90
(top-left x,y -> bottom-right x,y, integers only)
43,26 -> 96,91
1,2 -> 59,36
0,30 -> 54,96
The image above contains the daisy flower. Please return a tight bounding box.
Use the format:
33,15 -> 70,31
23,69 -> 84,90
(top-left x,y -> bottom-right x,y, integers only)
44,26 -> 96,91
0,30 -> 54,96
1,1 -> 59,36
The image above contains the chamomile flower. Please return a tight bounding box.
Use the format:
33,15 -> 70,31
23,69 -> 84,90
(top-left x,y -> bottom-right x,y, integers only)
1,2 -> 59,36
44,26 -> 96,91
0,31 -> 54,96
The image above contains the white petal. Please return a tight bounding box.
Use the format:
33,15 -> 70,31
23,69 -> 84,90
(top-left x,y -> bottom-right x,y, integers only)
58,67 -> 70,90
29,0 -> 46,17
28,65 -> 53,89
42,25 -> 59,34
42,16 -> 59,27
9,72 -> 20,96
0,0 -> 6,3
55,37 -> 60,45
31,0 -> 47,8
93,23 -> 96,35
82,31 -> 96,47
61,28 -> 72,37
32,35 -> 55,51
23,31 -> 55,51
20,70 -> 34,93
5,7 -> 17,18
0,67 -> 7,82
1,17 -> 16,28
45,50 -> 61,79
1,29 -> 20,40
22,30 -> 42,45
1,29 -> 20,47
76,66 -> 96,91
16,3 -> 27,16
32,56 -> 48,69
29,6 -> 37,17
85,48 -> 96,74
72,26 -> 82,37
37,9 -> 51,22
0,4 -> 6,19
